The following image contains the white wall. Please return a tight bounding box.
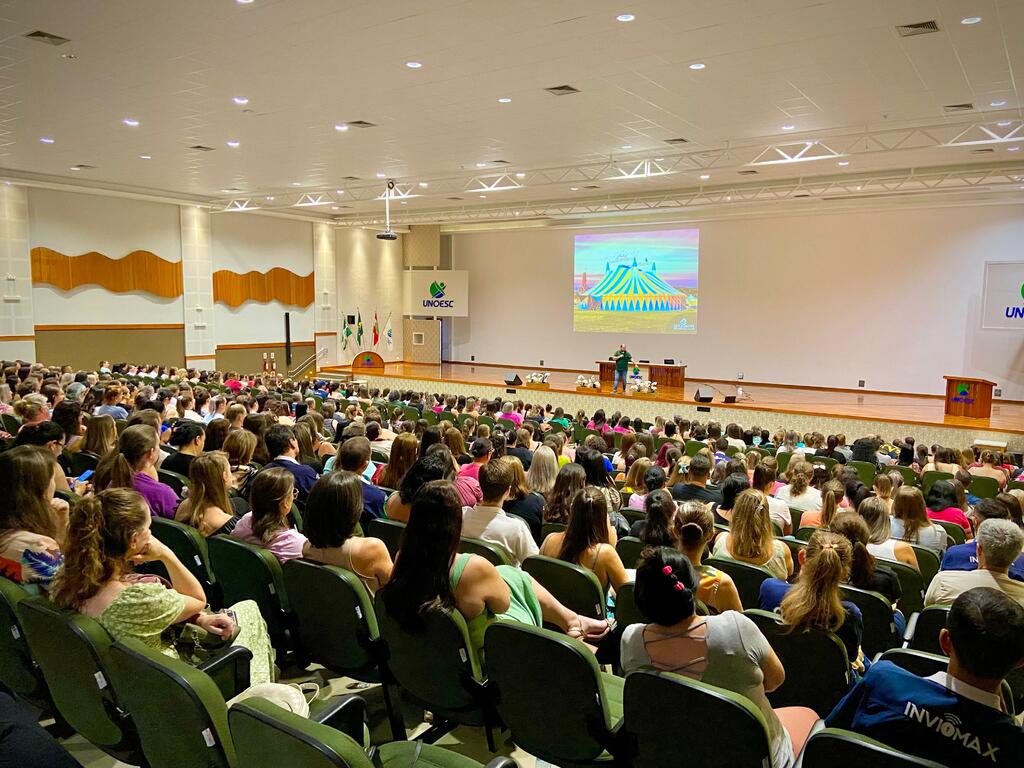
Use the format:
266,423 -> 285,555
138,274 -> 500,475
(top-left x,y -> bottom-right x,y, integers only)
27,188 -> 183,325
211,213 -> 314,344
336,227 -> 404,363
451,203 -> 1024,399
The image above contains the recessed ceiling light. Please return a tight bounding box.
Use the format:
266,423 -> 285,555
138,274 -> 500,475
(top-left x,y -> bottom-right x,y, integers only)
515,172 -> 526,178
699,174 -> 710,180
418,182 -> 428,187
237,0 -> 254,4
838,160 -> 850,166
376,172 -> 386,178
122,118 -> 139,127
616,14 -> 635,22
514,211 -> 520,216
400,201 -> 407,205
232,96 -> 248,105
335,189 -> 345,194
689,62 -> 706,70
570,187 -> 579,191
654,157 -> 664,161
39,136 -> 54,144
781,124 -> 795,131
405,61 -> 422,69
266,196 -> 275,201
334,123 -> 349,132
961,16 -> 982,25
476,162 -> 487,168
60,52 -> 77,59
991,100 -> 1007,107
139,154 -> 151,160
497,97 -> 512,103
621,144 -> 632,150
1009,146 -> 1021,152
69,166 -> 82,171
998,120 -> 1013,126
855,185 -> 862,191
226,140 -> 240,148
291,182 -> 301,187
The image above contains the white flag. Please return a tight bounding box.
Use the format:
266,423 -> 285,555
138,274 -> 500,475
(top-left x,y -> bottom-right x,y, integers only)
385,315 -> 394,351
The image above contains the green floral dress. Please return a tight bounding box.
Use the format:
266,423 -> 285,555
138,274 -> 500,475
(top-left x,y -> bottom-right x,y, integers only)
97,582 -> 275,685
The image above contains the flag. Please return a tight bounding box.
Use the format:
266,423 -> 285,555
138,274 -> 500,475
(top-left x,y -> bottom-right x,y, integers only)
385,315 -> 393,351
356,311 -> 363,346
372,312 -> 380,347
342,319 -> 352,350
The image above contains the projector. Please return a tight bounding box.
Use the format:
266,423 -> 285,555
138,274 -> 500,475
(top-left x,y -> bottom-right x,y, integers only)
376,230 -> 398,241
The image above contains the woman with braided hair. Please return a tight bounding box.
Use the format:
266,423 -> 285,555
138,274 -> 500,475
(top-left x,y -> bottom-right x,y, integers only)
621,547 -> 817,766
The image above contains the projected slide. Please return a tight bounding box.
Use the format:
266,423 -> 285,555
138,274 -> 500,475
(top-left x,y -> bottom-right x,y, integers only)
573,229 -> 698,334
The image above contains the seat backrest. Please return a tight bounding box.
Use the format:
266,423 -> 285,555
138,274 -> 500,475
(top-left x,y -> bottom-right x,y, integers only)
67,450 -> 100,477
485,622 -> 618,765
877,557 -> 925,615
966,475 -> 999,499
615,581 -> 645,627
110,639 -> 234,768
0,412 -> 20,434
150,517 -> 218,597
920,471 -> 953,495
0,577 -> 47,704
794,525 -> 818,541
282,559 -> 379,677
704,557 -> 772,609
775,450 -> 793,473
497,418 -> 517,432
374,595 -> 483,717
624,669 -> 772,768
934,519 -> 966,546
615,536 -> 644,569
539,522 -> 566,545
905,605 -> 949,654
207,535 -> 291,647
883,464 -> 919,486
848,460 -> 877,485
779,536 -> 807,577
17,596 -> 139,755
522,555 -> 605,619
229,698 -> 371,768
684,440 -> 705,457
744,609 -> 849,716
156,468 -> 188,497
458,536 -> 512,567
366,519 -> 406,559
839,584 -> 897,657
876,648 -> 948,677
908,544 -> 940,588
801,727 -> 946,768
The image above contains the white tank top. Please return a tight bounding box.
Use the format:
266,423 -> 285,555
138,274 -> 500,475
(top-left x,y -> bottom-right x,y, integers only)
867,539 -> 897,562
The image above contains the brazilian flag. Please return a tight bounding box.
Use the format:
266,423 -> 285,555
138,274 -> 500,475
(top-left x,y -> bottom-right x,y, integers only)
356,311 -> 363,346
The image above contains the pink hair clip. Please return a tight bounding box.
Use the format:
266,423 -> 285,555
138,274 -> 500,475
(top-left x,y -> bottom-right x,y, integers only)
673,582 -> 685,591
662,566 -> 673,576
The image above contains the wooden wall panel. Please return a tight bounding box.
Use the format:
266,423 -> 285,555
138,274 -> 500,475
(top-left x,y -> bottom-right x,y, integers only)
35,326 -> 185,369
212,268 -> 314,308
215,341 -> 315,376
30,247 -> 183,298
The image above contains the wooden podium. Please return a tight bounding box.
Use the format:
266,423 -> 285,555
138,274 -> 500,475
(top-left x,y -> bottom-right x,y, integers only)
352,351 -> 386,372
943,376 -> 995,419
595,360 -> 687,389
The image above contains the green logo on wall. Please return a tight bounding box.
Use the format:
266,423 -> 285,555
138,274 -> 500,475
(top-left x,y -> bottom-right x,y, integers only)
429,281 -> 446,299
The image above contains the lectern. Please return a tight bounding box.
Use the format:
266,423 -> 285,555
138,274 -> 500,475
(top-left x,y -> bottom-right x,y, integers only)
943,376 -> 996,419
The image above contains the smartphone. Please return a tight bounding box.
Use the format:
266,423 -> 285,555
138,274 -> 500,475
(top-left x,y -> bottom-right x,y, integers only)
77,469 -> 94,482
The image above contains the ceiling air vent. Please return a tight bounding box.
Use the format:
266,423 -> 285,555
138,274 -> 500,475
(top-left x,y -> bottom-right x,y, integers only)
545,85 -> 580,96
447,197 -> 464,201
665,137 -> 689,145
189,145 -> 216,152
794,192 -> 811,198
489,159 -> 511,165
70,164 -> 94,170
896,21 -> 939,37
583,185 -> 601,189
339,175 -> 361,181
23,30 -> 71,46
971,148 -> 995,154
944,103 -> 974,113
737,169 -> 759,175
346,120 -> 376,128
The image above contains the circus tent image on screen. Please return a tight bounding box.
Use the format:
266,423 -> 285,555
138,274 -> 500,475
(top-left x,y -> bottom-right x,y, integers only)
573,228 -> 699,334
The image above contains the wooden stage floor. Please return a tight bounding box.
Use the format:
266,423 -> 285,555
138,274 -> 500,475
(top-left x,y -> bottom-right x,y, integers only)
320,361 -> 1024,435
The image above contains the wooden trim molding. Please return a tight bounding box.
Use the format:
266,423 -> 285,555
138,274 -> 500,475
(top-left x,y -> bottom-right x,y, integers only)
0,335 -> 35,341
184,354 -> 217,361
30,247 -> 183,298
213,268 -> 314,308
215,341 -> 315,351
314,331 -> 338,336
36,323 -> 184,331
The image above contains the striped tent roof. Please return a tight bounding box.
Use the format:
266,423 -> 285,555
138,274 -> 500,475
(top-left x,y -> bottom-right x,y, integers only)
584,258 -> 683,298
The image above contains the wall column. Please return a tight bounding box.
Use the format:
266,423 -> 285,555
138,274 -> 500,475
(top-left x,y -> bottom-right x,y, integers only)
313,222 -> 339,367
180,205 -> 216,370
0,185 -> 35,362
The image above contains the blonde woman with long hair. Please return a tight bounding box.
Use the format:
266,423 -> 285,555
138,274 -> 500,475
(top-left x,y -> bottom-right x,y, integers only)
775,459 -> 822,513
51,488 -> 275,684
526,445 -> 558,498
75,413 -> 117,457
758,529 -> 865,672
175,452 -> 241,537
712,489 -> 793,579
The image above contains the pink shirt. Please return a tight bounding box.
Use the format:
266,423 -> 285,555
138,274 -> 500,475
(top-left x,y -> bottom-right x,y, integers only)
501,412 -> 523,427
230,513 -> 308,563
927,507 -> 972,535
455,475 -> 483,507
459,462 -> 484,482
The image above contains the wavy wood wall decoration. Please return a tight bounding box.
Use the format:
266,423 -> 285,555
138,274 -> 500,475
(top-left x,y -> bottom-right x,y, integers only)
30,247 -> 183,298
212,267 -> 314,308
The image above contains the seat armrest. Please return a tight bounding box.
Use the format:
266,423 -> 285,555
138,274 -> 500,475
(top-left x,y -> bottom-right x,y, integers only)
310,693 -> 366,743
484,758 -> 519,768
794,719 -> 826,768
902,611 -> 920,646
198,646 -> 253,699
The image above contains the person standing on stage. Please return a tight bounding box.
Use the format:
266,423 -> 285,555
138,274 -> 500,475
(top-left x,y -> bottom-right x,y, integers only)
612,344 -> 632,394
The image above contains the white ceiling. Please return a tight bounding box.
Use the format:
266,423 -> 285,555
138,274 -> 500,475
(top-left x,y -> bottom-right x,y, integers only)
2,0 -> 1023,222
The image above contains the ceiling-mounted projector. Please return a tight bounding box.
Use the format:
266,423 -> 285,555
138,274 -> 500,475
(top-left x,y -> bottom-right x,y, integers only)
376,179 -> 398,240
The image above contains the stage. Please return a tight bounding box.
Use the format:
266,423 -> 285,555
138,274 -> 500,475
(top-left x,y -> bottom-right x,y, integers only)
319,361 -> 1024,450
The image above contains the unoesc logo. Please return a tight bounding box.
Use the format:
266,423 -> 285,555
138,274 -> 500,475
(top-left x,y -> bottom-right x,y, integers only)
423,281 -> 454,308
1006,283 -> 1024,319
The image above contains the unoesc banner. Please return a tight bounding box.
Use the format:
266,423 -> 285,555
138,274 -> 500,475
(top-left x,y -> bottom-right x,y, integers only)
982,261 -> 1024,329
403,270 -> 469,317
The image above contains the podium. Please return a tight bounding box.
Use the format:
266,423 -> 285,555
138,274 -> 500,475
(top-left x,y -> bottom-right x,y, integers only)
943,376 -> 995,419
595,360 -> 687,390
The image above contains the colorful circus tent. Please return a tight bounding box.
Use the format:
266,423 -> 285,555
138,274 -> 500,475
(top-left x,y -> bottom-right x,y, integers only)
579,258 -> 689,312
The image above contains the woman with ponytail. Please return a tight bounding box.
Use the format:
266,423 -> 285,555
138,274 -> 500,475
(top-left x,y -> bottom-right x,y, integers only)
540,486 -> 629,591
829,511 -> 905,634
673,501 -> 743,613
775,459 -> 822,513
50,489 -> 274,684
752,463 -> 791,535
0,446 -> 66,589
759,529 -> 865,672
799,479 -> 844,529
622,547 -> 816,766
631,488 -> 677,547
94,424 -> 179,518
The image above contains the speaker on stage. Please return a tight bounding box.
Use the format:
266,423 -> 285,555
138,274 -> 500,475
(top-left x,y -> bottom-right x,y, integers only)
694,386 -> 713,403
723,395 -> 737,404
504,373 -> 523,386
664,358 -> 675,365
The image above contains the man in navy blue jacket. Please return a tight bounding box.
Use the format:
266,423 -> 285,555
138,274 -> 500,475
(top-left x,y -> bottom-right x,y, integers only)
262,423 -> 319,502
941,498 -> 1024,581
825,587 -> 1024,767
337,435 -> 386,526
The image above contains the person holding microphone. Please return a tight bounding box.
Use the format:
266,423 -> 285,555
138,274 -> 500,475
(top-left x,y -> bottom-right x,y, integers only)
612,343 -> 632,394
